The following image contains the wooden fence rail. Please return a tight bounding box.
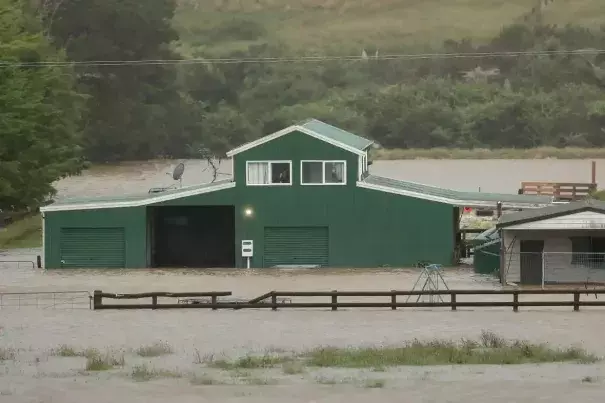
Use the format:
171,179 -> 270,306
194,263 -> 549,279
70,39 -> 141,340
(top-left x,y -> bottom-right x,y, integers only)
92,289 -> 605,312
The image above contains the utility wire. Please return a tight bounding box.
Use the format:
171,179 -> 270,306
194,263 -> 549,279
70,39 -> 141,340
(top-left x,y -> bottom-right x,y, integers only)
0,48 -> 604,67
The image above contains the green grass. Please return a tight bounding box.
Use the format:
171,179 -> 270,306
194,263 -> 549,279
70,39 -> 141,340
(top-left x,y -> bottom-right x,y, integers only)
85,351 -> 125,371
51,346 -> 103,358
0,348 -> 16,361
282,361 -> 305,375
0,214 -> 41,249
175,0 -> 605,54
303,331 -> 598,367
372,147 -> 605,160
135,342 -> 173,357
363,379 -> 386,388
190,373 -> 220,385
206,353 -> 293,370
131,364 -> 183,382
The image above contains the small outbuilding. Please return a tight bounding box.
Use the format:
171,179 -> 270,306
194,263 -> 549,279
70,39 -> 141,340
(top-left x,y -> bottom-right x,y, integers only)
40,119 -> 554,269
498,199 -> 605,286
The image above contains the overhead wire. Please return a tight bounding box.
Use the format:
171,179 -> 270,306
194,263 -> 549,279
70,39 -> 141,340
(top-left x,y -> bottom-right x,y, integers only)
0,48 -> 604,67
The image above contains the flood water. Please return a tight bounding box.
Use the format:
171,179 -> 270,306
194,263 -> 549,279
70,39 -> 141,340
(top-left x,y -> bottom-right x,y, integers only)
53,158 -> 602,200
1,159 -> 604,402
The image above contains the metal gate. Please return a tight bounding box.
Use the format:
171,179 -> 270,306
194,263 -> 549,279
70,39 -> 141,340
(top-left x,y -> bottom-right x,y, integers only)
263,226 -> 328,268
60,227 -> 126,268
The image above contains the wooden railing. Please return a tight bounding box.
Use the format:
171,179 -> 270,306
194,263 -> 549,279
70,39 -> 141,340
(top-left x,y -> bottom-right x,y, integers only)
92,289 -> 605,312
520,182 -> 597,201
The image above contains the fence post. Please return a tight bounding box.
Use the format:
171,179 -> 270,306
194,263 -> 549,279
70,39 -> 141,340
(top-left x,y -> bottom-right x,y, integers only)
271,293 -> 277,311
391,291 -> 397,310
93,290 -> 102,310
513,291 -> 519,312
331,290 -> 337,311
451,292 -> 457,311
152,295 -> 158,310
573,292 -> 580,312
211,295 -> 217,310
541,251 -> 545,290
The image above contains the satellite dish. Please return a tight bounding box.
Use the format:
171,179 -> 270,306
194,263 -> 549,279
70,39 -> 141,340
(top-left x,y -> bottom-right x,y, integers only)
172,163 -> 185,181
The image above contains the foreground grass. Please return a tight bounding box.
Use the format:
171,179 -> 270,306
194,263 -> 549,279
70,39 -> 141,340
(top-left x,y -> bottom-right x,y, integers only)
205,353 -> 293,370
0,348 -> 16,361
304,331 -> 598,367
135,342 -> 173,357
372,147 -> 605,160
85,350 -> 125,371
131,364 -> 183,382
197,332 -> 598,370
0,214 -> 41,249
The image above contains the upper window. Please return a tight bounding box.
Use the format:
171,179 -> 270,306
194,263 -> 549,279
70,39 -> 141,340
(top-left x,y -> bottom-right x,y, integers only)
247,161 -> 292,186
301,161 -> 346,185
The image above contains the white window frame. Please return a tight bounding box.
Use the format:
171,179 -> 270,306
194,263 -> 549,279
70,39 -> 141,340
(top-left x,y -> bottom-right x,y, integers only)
246,160 -> 293,186
300,160 -> 347,186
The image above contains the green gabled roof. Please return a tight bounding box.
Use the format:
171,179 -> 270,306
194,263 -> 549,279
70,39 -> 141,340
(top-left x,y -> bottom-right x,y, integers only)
358,175 -> 554,208
298,119 -> 374,151
41,179 -> 235,212
226,118 -> 373,157
497,198 -> 605,228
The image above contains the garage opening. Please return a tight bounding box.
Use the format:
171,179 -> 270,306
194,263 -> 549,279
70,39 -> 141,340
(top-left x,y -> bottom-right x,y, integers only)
150,206 -> 235,268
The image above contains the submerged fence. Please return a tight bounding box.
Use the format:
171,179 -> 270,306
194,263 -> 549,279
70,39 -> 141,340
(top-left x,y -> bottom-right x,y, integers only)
504,252 -> 605,286
92,289 -> 605,312
0,291 -> 92,309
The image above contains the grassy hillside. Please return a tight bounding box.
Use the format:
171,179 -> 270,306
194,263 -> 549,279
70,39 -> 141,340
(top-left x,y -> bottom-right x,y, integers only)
175,0 -> 605,54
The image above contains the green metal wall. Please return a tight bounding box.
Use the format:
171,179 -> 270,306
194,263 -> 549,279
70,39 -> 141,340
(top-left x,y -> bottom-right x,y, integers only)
44,207 -> 147,268
473,240 -> 501,275
230,131 -> 455,268
44,130 -> 456,269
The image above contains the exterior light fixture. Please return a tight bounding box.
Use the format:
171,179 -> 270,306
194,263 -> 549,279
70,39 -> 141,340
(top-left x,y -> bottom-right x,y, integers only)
244,207 -> 253,217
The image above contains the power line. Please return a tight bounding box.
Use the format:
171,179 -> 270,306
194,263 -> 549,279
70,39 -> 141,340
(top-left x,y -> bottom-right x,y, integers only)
0,48 -> 604,67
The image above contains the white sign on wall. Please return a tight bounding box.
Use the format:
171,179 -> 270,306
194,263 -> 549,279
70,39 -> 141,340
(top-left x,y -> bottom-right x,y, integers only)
242,240 -> 253,257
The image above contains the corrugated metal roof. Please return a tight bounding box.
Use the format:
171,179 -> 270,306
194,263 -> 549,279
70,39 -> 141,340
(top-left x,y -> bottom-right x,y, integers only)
41,179 -> 234,212
361,175 -> 554,206
298,119 -> 374,151
497,199 -> 605,228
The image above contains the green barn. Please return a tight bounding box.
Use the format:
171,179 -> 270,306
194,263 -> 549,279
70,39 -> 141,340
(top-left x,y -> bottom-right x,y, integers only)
40,119 -> 553,269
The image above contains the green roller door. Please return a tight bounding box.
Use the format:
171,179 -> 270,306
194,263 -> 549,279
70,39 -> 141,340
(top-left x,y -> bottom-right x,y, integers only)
263,226 -> 329,267
60,227 -> 126,268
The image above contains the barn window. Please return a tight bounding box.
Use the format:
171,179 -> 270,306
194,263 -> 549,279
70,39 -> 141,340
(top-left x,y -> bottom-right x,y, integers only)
246,161 -> 292,186
570,236 -> 605,265
301,161 -> 346,185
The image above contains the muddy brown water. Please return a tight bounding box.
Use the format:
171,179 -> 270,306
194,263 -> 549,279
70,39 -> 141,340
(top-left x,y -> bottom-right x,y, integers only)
53,158 -> 603,199
1,159 -> 604,402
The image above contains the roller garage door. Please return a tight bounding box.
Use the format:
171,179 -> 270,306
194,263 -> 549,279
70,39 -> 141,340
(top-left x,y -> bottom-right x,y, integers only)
263,226 -> 328,267
60,227 -> 126,268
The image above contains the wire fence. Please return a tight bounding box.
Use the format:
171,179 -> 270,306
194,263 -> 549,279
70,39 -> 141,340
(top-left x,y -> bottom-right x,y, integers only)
0,291 -> 92,310
505,252 -> 605,287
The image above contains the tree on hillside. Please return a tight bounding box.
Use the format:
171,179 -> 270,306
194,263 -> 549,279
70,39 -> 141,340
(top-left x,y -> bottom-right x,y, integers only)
0,0 -> 85,211
38,0 -> 191,161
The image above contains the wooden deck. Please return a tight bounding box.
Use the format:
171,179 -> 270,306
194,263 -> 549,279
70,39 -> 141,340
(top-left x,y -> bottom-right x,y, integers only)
520,182 -> 597,201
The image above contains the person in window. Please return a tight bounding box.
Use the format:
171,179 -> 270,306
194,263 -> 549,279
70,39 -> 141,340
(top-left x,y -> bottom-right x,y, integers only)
330,165 -> 342,182
275,166 -> 290,183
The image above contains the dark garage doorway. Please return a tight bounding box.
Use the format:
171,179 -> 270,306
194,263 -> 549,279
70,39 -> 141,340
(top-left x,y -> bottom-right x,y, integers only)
150,206 -> 235,268
519,240 -> 544,285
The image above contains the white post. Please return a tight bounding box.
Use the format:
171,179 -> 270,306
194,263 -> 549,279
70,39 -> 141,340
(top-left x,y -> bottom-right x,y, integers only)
541,251 -> 545,289
247,257 -> 250,269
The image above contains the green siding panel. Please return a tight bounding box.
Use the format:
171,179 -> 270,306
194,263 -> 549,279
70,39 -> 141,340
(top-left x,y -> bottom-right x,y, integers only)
60,227 -> 125,268
264,226 -> 329,267
45,208 -> 146,269
473,240 -> 501,275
